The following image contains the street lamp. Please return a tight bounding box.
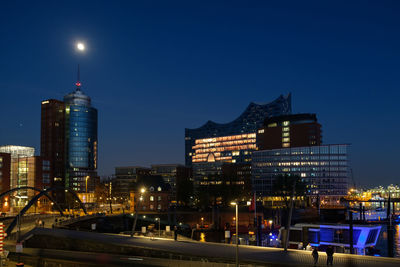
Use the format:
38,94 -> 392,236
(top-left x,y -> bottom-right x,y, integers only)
131,187 -> 146,237
230,202 -> 239,267
85,176 -> 90,194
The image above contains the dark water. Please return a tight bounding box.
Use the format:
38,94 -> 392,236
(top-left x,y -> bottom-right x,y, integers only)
376,224 -> 400,257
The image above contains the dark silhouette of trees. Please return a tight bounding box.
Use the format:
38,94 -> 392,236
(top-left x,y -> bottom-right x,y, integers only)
272,174 -> 307,209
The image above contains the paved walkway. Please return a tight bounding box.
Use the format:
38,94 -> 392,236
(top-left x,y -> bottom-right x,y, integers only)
17,228 -> 400,267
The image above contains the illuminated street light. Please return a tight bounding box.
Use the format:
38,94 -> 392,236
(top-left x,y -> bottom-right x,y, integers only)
85,176 -> 90,194
131,187 -> 147,236
230,201 -> 239,267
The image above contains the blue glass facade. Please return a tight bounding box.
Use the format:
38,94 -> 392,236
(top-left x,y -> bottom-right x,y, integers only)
185,94 -> 292,166
64,89 -> 98,192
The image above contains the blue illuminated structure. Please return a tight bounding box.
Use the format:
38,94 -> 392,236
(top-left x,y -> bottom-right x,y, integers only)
278,223 -> 382,255
185,94 -> 292,166
64,81 -> 98,193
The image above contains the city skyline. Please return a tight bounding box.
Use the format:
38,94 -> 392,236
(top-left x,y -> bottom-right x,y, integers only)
1,1 -> 400,187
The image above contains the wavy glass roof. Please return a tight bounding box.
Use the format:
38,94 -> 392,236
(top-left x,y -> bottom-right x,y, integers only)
185,93 -> 292,139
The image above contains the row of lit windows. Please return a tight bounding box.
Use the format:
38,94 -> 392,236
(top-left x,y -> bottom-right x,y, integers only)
193,144 -> 257,155
193,139 -> 256,150
195,133 -> 256,145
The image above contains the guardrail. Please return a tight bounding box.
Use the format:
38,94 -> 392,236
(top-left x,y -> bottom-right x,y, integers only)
54,214 -> 103,227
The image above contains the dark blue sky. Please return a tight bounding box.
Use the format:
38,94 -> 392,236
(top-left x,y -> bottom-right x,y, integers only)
1,1 -> 399,187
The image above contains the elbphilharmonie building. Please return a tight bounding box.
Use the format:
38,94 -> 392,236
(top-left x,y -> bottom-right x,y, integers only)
184,94 -> 292,166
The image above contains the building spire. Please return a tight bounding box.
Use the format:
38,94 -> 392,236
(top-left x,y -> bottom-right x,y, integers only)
75,64 -> 81,90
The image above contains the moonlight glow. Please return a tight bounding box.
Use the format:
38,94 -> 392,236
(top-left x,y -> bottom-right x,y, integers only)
77,43 -> 85,51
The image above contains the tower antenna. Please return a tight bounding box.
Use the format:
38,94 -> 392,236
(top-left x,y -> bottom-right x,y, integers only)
76,64 -> 81,90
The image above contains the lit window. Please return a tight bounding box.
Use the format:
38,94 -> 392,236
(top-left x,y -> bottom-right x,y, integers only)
158,196 -> 162,201
282,121 -> 290,126
268,123 -> 277,128
282,127 -> 290,132
283,143 -> 290,148
150,205 -> 154,210
301,173 -> 306,177
157,204 -> 161,210
232,159 -> 236,163
150,196 -> 154,201
258,129 -> 265,134
157,186 -> 162,191
282,132 -> 289,137
282,138 -> 290,142
232,151 -> 240,156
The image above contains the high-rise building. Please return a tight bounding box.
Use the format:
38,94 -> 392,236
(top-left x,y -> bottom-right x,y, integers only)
40,70 -> 98,194
64,87 -> 98,193
251,144 -> 350,205
41,99 -> 65,187
185,94 -> 292,166
257,113 -> 322,150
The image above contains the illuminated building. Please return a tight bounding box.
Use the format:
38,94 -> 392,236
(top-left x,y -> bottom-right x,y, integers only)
64,85 -> 98,193
10,156 -> 52,207
192,133 -> 257,164
185,94 -> 292,166
41,99 -> 65,188
41,68 -> 98,194
0,153 -> 11,210
192,133 -> 256,187
0,145 -> 34,158
132,175 -> 171,212
366,185 -> 400,199
257,113 -> 322,150
252,144 -> 350,205
113,166 -> 151,202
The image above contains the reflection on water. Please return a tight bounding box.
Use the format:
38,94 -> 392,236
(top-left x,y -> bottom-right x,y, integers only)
396,225 -> 400,257
200,233 -> 206,242
376,224 -> 400,257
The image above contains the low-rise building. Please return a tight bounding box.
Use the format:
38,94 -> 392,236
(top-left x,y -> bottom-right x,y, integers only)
131,175 -> 171,212
252,144 -> 350,206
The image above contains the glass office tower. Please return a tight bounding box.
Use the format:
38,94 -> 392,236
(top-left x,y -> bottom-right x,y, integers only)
64,88 -> 98,193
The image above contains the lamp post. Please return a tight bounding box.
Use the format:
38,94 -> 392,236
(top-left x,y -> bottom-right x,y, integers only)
131,187 -> 146,237
85,176 -> 90,194
231,202 -> 239,267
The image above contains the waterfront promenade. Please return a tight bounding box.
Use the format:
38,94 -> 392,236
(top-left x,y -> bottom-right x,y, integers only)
8,228 -> 400,266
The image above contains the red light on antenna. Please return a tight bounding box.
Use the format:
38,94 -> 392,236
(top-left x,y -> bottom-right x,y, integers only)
76,82 -> 81,87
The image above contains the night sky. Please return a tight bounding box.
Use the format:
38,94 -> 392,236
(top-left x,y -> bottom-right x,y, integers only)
1,1 -> 399,187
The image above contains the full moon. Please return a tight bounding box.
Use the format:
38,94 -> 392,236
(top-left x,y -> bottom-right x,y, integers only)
77,43 -> 85,51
